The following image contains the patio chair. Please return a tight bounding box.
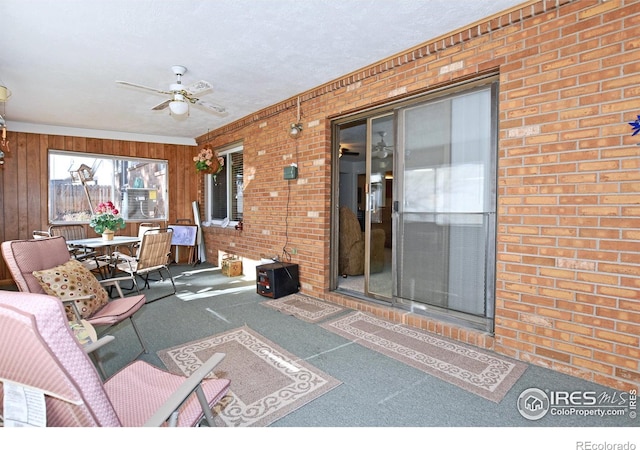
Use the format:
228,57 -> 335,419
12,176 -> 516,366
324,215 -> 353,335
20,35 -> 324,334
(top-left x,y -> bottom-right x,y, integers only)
1,236 -> 148,357
48,224 -> 110,278
112,227 -> 176,301
124,221 -> 161,257
0,291 -> 230,427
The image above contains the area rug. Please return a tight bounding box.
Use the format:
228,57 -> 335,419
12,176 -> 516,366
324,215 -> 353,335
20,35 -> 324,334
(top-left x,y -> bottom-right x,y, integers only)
321,312 -> 526,403
261,293 -> 348,323
157,326 -> 341,426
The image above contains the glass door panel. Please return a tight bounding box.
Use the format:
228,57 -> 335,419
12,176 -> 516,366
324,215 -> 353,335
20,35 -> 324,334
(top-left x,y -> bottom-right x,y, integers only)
395,84 -> 497,322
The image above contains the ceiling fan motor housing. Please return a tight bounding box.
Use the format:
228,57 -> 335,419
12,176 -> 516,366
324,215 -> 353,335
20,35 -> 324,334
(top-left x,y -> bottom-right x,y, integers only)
171,65 -> 187,76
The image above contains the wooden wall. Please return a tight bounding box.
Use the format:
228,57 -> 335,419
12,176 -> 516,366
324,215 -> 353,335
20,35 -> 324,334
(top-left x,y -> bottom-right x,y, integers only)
0,131 -> 198,283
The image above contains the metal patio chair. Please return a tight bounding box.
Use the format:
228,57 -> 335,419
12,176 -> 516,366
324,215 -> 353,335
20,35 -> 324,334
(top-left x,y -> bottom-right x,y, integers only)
1,236 -> 148,359
111,227 -> 176,301
0,291 -> 230,427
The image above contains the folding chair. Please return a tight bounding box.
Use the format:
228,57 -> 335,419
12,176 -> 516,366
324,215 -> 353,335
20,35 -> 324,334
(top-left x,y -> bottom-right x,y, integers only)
1,236 -> 148,359
0,291 -> 230,427
49,224 -> 110,278
112,227 -> 176,301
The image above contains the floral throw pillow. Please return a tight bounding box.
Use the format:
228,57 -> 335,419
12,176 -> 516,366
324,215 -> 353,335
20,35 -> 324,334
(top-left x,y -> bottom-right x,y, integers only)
33,259 -> 108,321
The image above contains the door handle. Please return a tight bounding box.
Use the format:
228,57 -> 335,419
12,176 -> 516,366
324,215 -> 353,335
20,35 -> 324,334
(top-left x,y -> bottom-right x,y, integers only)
368,192 -> 376,212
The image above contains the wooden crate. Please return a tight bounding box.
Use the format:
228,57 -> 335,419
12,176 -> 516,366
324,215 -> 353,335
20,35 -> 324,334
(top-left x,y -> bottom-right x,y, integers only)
222,258 -> 243,277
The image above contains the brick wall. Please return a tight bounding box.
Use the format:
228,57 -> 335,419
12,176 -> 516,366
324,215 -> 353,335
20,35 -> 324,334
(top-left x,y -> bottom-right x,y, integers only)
200,0 -> 640,390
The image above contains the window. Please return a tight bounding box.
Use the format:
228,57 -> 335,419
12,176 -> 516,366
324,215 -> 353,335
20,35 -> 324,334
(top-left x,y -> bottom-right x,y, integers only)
205,143 -> 243,225
48,150 -> 169,223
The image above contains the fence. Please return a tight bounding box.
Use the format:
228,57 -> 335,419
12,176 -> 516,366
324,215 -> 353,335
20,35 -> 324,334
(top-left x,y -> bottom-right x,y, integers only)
51,183 -> 112,221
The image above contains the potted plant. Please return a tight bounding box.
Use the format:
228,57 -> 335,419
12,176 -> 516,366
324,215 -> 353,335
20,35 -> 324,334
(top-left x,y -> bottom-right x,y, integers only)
90,201 -> 125,240
194,145 -> 224,174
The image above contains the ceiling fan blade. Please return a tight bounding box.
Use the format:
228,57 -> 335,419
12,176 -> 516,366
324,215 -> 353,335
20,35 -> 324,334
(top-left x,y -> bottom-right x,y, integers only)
185,80 -> 213,96
151,99 -> 171,111
116,80 -> 171,95
193,99 -> 226,114
339,147 -> 359,156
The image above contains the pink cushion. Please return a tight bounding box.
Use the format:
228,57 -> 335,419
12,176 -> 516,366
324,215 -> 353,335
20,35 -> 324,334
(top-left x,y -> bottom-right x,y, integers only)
105,361 -> 230,427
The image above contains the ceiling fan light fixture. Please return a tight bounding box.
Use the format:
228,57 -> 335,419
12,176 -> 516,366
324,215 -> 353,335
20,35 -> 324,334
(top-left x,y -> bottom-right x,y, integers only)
169,99 -> 189,116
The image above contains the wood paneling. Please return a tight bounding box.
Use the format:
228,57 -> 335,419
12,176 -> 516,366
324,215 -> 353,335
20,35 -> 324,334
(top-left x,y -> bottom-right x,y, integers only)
0,131 -> 198,283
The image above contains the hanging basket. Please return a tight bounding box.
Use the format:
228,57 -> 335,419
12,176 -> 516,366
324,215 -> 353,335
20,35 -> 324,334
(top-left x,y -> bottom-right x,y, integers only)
195,145 -> 224,174
201,158 -> 220,174
207,158 -> 220,173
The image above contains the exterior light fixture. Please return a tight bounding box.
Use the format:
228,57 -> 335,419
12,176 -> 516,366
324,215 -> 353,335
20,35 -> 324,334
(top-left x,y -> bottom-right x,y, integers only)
289,122 -> 302,138
0,86 -> 10,102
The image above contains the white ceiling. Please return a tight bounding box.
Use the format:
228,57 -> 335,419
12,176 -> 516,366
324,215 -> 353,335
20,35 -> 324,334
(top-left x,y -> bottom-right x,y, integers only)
0,0 -> 526,146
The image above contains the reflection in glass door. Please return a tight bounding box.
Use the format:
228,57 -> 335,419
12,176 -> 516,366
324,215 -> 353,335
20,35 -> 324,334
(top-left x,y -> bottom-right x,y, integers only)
336,116 -> 393,301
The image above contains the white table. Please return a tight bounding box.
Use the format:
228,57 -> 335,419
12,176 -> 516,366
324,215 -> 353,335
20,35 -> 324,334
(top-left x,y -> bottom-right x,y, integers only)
66,235 -> 141,251
66,235 -> 141,278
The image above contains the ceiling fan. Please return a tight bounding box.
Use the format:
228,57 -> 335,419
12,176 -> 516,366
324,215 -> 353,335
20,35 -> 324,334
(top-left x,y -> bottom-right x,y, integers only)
339,146 -> 360,158
372,131 -> 393,159
115,65 -> 226,116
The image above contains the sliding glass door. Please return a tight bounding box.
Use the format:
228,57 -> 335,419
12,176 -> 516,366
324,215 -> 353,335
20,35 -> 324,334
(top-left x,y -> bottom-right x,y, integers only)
395,83 -> 497,328
334,80 -> 497,330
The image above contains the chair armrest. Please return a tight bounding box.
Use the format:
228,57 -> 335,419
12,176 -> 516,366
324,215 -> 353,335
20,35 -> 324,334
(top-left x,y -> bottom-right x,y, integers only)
83,335 -> 115,353
143,353 -> 226,427
99,276 -> 135,286
73,250 -> 98,261
61,295 -> 94,321
112,252 -> 136,262
99,276 -> 135,298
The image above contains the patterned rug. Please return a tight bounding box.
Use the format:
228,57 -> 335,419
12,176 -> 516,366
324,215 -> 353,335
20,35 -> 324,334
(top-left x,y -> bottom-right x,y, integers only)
261,293 -> 347,323
157,326 -> 341,426
321,312 -> 527,403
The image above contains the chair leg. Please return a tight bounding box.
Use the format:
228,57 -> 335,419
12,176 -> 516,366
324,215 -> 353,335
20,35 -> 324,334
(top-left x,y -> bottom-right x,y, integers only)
129,317 -> 149,355
195,385 -> 217,427
164,266 -> 177,294
144,267 -> 177,304
89,351 -> 108,379
141,273 -> 151,290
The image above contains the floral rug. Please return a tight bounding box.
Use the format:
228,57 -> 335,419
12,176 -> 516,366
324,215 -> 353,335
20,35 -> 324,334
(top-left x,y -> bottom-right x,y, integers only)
321,312 -> 527,403
157,326 -> 341,426
260,293 -> 348,323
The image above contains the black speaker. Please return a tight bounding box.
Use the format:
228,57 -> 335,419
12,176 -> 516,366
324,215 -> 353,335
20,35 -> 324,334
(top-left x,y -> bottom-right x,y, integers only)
256,262 -> 299,299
